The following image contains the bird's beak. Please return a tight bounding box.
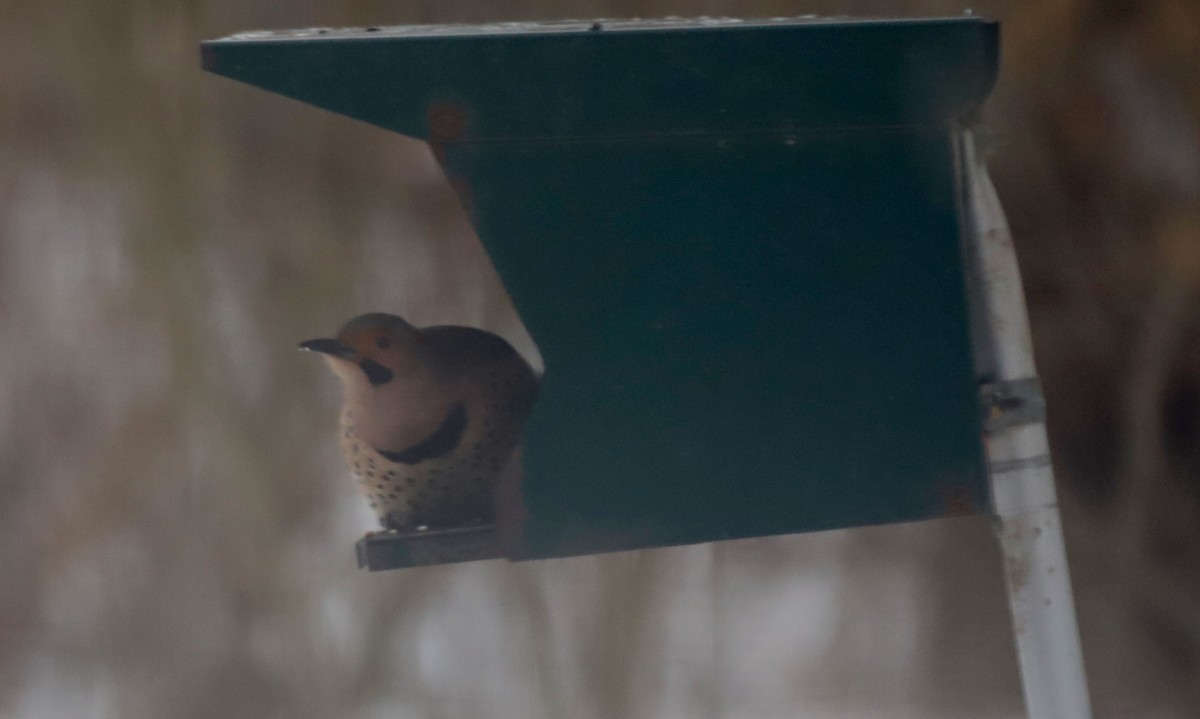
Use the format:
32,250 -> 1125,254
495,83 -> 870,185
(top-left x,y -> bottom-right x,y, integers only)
298,338 -> 355,359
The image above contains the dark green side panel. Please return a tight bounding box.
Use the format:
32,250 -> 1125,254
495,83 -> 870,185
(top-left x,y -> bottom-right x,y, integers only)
202,18 -> 995,563
445,130 -> 986,558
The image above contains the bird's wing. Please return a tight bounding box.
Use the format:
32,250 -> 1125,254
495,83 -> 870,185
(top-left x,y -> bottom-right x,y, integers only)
376,401 -> 468,465
423,325 -> 523,377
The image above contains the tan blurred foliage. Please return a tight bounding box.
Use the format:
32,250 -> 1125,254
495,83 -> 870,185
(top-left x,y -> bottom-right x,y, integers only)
987,0 -> 1200,678
1,0 -> 1198,717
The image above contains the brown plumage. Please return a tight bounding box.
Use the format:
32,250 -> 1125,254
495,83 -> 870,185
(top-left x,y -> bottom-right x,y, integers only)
301,313 -> 538,531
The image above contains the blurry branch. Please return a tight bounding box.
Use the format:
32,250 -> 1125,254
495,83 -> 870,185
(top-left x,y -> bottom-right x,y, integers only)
581,551 -> 663,719
507,565 -> 571,719
1118,213 -> 1200,658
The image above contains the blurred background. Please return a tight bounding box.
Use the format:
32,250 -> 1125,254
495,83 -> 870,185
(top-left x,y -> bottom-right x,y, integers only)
3,1 -> 1198,717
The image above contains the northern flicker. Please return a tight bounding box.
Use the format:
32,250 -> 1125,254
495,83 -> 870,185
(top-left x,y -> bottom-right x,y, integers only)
300,313 -> 538,532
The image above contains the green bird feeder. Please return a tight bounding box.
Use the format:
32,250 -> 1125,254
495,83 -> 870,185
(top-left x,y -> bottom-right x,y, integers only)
202,17 -> 996,565
204,18 -> 1097,718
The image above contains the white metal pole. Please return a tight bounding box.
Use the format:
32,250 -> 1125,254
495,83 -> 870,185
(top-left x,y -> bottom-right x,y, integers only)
959,130 -> 1093,719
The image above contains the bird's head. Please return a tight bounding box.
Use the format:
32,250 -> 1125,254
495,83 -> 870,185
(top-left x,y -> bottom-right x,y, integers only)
299,313 -> 428,388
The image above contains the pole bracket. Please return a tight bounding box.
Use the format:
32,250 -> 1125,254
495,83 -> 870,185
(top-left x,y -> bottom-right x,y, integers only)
980,377 -> 1046,432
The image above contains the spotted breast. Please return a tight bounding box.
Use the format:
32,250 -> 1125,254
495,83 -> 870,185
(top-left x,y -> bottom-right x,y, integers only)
302,314 -> 538,531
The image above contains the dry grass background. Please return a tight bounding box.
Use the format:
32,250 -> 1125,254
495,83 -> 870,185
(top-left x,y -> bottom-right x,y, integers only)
1,1 -> 1197,717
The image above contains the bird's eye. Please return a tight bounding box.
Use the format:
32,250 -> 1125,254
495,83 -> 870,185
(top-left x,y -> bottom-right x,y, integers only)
375,336 -> 390,350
